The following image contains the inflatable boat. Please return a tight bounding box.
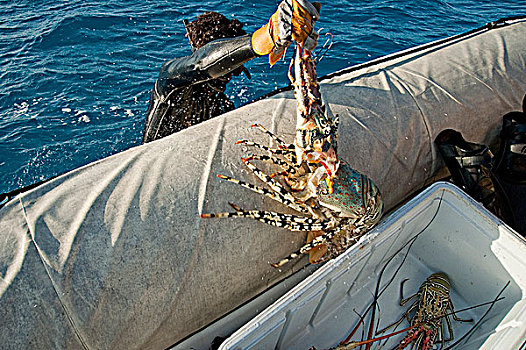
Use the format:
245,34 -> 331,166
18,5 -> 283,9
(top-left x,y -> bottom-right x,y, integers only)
0,17 -> 525,349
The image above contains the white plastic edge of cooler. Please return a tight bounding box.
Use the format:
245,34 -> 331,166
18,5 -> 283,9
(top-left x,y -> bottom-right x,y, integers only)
219,181 -> 526,350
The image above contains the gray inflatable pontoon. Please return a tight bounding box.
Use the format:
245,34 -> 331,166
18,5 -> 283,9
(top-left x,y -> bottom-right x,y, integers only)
1,18 -> 525,350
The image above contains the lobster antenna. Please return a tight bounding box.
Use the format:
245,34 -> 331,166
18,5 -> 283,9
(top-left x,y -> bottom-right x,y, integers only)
341,233 -> 420,345
338,295 -> 506,350
444,296 -> 505,317
314,30 -> 334,63
341,190 -> 446,347
444,281 -> 510,350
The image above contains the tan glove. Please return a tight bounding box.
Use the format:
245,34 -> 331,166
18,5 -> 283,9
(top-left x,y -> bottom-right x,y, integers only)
252,0 -> 321,65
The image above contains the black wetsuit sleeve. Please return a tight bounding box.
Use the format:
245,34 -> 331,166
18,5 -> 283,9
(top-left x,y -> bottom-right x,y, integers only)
143,34 -> 258,143
156,34 -> 257,96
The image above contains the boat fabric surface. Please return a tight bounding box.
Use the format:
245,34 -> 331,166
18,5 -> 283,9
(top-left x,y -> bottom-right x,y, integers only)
1,20 -> 525,350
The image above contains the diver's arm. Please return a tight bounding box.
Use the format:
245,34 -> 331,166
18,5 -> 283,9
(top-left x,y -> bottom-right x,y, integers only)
143,35 -> 257,144
156,35 -> 257,96
144,0 -> 321,144
154,0 -> 321,97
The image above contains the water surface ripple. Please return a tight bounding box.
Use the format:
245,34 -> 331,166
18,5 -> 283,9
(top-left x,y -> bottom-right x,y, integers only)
0,0 -> 523,193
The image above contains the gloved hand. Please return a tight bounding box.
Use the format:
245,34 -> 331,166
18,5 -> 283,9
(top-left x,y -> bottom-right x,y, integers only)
252,0 -> 321,65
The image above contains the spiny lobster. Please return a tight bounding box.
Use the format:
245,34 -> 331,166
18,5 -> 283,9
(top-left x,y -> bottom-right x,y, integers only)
201,43 -> 383,267
382,273 -> 473,350
337,273 -> 473,350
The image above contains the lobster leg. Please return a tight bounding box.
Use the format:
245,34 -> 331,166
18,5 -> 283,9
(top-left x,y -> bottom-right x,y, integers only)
411,330 -> 425,350
235,140 -> 295,158
377,300 -> 419,334
243,154 -> 297,175
241,157 -> 309,213
213,174 -> 308,214
394,326 -> 422,350
203,203 -> 333,232
400,280 -> 419,306
287,51 -> 296,85
410,332 -> 422,350
440,301 -> 472,345
439,317 -> 449,349
448,300 -> 474,323
250,123 -> 295,151
377,315 -> 407,335
236,139 -> 297,172
271,220 -> 351,267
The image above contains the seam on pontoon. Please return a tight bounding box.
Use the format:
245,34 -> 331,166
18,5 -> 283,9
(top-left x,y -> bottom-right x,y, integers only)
387,70 -> 435,183
18,197 -> 90,350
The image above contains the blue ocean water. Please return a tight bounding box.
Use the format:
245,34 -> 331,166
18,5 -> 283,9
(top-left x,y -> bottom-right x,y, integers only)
0,0 -> 523,194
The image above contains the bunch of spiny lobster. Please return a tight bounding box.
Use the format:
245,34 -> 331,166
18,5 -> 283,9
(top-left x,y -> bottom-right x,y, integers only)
201,43 -> 383,267
379,273 -> 473,350
327,273 -> 473,350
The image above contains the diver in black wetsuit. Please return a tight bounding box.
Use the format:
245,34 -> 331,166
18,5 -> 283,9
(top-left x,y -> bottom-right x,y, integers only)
142,0 -> 321,144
